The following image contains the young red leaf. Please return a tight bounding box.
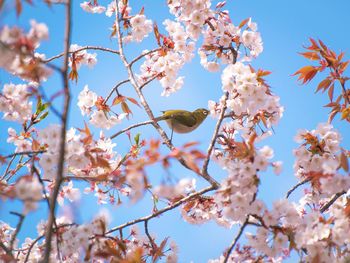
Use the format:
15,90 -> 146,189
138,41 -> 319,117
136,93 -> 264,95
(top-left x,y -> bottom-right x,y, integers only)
299,51 -> 320,61
68,69 -> 79,83
112,95 -> 125,106
293,65 -> 318,84
126,96 -> 141,107
328,83 -> 334,101
316,78 -> 332,93
153,23 -> 161,46
16,0 -> 22,16
121,101 -> 132,115
239,17 -> 250,28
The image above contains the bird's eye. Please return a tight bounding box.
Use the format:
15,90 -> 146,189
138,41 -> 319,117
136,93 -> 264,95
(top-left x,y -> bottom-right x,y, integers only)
203,110 -> 208,115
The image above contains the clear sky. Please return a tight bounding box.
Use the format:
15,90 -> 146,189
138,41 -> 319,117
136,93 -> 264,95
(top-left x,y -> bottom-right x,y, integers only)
1,0 -> 350,262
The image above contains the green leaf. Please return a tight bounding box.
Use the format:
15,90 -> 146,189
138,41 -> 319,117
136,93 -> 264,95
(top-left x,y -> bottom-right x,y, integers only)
134,133 -> 140,145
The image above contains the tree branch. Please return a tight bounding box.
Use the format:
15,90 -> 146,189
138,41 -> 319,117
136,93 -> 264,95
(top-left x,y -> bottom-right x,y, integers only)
129,48 -> 161,68
320,191 -> 346,213
285,178 -> 310,199
110,119 -> 154,139
9,212 -> 25,251
106,185 -> 215,235
144,220 -> 156,254
43,46 -> 120,63
223,217 -> 249,263
104,79 -> 130,104
201,91 -> 229,188
42,1 -> 72,262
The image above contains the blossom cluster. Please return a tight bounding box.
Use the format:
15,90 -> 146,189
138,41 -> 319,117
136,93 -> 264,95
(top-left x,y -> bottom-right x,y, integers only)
68,44 -> 97,70
136,20 -> 196,96
78,85 -> 126,129
6,213 -> 178,262
209,62 -> 283,142
0,83 -> 32,123
0,20 -> 51,82
293,123 -> 348,196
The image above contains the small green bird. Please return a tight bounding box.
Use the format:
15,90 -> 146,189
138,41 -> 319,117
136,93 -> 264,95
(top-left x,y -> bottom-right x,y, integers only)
156,108 -> 210,140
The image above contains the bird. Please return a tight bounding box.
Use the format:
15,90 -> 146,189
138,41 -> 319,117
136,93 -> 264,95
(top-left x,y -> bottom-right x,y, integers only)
155,108 -> 210,141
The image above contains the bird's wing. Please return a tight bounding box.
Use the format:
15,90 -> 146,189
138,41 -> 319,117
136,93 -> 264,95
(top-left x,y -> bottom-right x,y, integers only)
170,111 -> 197,127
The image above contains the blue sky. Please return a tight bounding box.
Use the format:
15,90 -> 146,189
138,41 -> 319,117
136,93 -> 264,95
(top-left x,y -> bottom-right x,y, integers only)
1,0 -> 350,262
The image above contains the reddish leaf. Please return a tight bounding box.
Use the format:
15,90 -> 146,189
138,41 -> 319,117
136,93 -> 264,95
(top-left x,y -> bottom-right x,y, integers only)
328,83 -> 334,101
340,61 -> 349,73
68,69 -> 78,83
307,38 -> 320,51
153,23 -> 161,46
112,95 -> 125,106
126,96 -> 141,107
293,65 -> 318,84
239,17 -> 250,28
316,78 -> 332,93
328,109 -> 338,123
121,101 -> 132,115
341,107 -> 350,120
257,69 -> 272,77
299,51 -> 320,61
16,0 -> 22,16
318,39 -> 328,51
182,141 -> 199,148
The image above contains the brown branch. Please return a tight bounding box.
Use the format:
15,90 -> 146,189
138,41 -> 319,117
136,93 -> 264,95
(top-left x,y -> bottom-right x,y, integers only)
144,220 -> 156,254
2,150 -> 45,159
139,73 -> 162,90
223,217 -> 249,263
129,48 -> 161,68
0,241 -> 12,258
110,119 -> 154,139
106,185 -> 215,235
1,155 -> 17,181
42,1 -> 72,262
9,212 -> 25,250
43,46 -> 120,63
320,191 -> 346,213
104,79 -> 130,104
24,223 -> 74,263
285,178 -> 310,199
201,91 -> 229,188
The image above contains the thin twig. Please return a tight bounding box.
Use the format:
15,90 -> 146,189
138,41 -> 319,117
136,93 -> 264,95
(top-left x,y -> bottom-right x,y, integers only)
285,178 -> 310,199
140,73 -> 162,90
24,223 -> 74,263
129,48 -> 161,68
42,1 -> 72,262
2,150 -> 45,159
1,155 -> 17,181
223,217 -> 249,263
104,79 -> 130,104
43,46 -> 120,63
9,212 -> 25,250
320,191 -> 346,213
0,241 -> 12,258
201,91 -> 229,188
106,185 -> 215,235
110,119 -> 154,139
144,220 -> 156,253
